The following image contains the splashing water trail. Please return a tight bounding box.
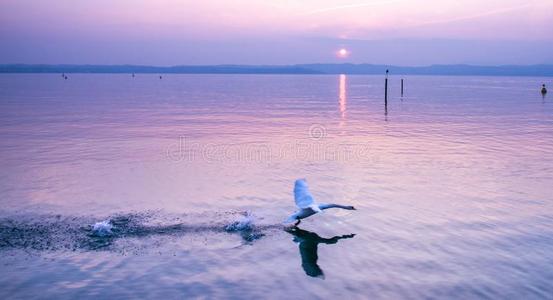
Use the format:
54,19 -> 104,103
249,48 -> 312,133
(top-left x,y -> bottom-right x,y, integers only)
0,211 -> 281,252
92,220 -> 114,237
225,211 -> 265,242
225,211 -> 255,231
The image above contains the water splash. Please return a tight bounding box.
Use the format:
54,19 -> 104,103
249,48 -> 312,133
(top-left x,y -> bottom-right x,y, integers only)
225,211 -> 256,231
225,211 -> 265,242
92,220 -> 113,236
0,211 -> 281,252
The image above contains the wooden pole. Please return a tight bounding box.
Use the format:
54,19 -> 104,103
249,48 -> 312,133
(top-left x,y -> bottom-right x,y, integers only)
385,78 -> 388,105
401,79 -> 404,96
384,69 -> 389,107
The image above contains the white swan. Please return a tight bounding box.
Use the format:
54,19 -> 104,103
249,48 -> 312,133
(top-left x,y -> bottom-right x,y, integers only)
285,179 -> 356,225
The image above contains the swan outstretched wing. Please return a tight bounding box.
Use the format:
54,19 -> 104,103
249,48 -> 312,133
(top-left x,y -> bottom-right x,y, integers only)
294,179 -> 319,210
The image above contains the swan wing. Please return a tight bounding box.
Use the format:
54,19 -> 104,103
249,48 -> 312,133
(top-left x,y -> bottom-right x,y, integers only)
294,179 -> 317,209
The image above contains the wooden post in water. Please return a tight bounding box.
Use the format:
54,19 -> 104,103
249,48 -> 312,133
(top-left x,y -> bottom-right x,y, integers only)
384,69 -> 389,107
385,78 -> 388,104
384,70 -> 388,106
401,79 -> 404,97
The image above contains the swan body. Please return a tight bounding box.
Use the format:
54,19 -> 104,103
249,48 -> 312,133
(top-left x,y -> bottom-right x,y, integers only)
285,179 -> 356,225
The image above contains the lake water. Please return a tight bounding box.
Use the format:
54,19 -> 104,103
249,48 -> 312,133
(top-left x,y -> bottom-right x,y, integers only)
0,74 -> 552,299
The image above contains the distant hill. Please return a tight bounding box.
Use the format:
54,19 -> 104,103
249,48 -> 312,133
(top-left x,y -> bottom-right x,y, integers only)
0,64 -> 322,74
298,64 -> 553,77
1,64 -> 552,77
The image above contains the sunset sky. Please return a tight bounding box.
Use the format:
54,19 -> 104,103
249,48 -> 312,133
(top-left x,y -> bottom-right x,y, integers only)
1,0 -> 552,65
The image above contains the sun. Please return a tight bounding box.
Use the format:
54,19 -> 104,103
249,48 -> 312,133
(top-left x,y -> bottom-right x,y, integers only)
337,48 -> 349,58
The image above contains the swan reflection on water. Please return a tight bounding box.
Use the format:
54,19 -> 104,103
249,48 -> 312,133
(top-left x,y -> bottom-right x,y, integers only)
285,227 -> 355,279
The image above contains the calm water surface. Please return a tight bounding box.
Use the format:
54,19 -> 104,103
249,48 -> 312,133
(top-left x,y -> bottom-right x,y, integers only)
1,74 -> 552,299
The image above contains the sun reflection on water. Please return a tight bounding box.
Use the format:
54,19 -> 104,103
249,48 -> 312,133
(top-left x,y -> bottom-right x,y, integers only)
339,74 -> 347,131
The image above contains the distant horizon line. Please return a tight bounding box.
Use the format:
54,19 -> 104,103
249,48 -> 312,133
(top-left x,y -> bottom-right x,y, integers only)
1,63 -> 553,77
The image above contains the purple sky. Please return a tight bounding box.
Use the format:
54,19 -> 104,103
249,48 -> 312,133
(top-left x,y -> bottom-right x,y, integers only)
1,0 -> 552,66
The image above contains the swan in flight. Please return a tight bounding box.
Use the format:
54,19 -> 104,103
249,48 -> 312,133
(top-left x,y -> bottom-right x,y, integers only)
285,179 -> 356,225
